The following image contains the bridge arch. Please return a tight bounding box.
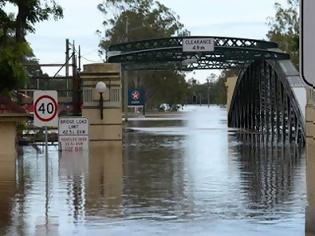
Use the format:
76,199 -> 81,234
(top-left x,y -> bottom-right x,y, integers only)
228,59 -> 305,145
107,36 -> 306,144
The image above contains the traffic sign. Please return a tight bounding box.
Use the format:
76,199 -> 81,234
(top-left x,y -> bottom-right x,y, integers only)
183,38 -> 214,52
301,0 -> 315,88
33,90 -> 58,127
128,89 -> 145,106
59,117 -> 89,152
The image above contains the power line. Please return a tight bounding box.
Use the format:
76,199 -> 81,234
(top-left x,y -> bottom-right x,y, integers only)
81,55 -> 103,63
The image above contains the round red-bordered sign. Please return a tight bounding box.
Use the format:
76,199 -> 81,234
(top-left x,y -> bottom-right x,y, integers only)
34,95 -> 58,122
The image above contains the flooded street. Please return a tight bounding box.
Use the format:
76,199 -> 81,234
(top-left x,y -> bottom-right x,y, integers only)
0,105 -> 307,235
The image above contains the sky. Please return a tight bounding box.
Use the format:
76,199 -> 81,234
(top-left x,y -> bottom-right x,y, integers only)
21,0 -> 287,83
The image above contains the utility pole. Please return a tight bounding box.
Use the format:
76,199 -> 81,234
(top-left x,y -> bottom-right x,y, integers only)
124,15 -> 129,123
125,15 -> 129,40
207,79 -> 210,108
72,41 -> 80,115
78,45 -> 81,72
65,39 -> 70,97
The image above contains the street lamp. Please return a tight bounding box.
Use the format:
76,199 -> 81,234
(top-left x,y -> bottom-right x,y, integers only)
95,81 -> 106,120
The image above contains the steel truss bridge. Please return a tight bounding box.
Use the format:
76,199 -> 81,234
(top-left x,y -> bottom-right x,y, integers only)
107,36 -> 306,145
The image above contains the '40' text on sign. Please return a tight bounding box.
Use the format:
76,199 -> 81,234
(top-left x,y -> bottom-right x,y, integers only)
33,90 -> 58,127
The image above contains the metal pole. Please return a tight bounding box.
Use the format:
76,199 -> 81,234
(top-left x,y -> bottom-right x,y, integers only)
72,41 -> 80,115
124,16 -> 129,122
125,15 -> 129,41
65,39 -> 69,97
45,126 -> 48,158
45,125 -> 49,228
78,45 -> 81,72
207,80 -> 210,108
100,92 -> 104,119
124,70 -> 128,122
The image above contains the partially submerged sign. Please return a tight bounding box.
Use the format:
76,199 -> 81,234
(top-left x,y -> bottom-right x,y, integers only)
182,38 -> 215,52
301,0 -> 315,88
58,117 -> 89,152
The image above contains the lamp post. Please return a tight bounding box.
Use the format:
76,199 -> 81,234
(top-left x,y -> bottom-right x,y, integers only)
95,81 -> 106,120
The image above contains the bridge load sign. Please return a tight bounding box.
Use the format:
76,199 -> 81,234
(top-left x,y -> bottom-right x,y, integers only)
33,90 -> 58,127
58,117 -> 89,152
182,38 -> 215,52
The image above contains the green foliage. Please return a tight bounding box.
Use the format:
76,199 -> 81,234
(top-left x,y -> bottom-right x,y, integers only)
0,0 -> 63,94
0,39 -> 31,93
267,0 -> 299,68
135,71 -> 188,108
97,0 -> 188,56
6,0 -> 63,41
187,70 -> 235,105
97,0 -> 190,108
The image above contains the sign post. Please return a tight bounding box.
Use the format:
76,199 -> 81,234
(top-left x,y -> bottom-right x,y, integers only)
301,0 -> 315,88
33,90 -> 58,225
33,90 -> 58,156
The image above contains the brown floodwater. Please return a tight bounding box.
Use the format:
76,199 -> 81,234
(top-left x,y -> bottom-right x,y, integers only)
0,105 -> 308,235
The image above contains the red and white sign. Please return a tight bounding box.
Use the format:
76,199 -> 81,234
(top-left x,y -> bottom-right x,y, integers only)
33,91 -> 58,127
301,0 -> 315,88
58,117 -> 89,152
59,136 -> 89,152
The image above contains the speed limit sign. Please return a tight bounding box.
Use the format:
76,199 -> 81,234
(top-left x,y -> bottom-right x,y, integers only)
33,90 -> 58,127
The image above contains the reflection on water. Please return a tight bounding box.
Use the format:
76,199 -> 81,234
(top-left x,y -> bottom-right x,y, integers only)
0,162 -> 16,236
0,105 -> 309,235
86,145 -> 123,219
236,144 -> 305,222
306,141 -> 315,235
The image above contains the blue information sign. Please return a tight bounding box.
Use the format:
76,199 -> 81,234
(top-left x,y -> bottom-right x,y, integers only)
128,89 -> 145,106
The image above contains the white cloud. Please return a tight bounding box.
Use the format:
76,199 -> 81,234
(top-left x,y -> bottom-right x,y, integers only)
26,0 -> 279,82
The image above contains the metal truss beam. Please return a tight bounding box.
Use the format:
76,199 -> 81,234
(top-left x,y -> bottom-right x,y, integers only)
228,60 -> 305,146
108,36 -> 279,52
107,36 -> 289,71
107,36 -> 305,144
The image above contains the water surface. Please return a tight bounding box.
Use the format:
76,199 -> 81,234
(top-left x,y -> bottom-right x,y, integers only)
0,105 -> 307,235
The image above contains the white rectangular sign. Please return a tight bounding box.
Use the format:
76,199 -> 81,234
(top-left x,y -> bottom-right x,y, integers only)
301,0 -> 315,88
183,38 -> 215,52
58,117 -> 89,152
59,136 -> 89,152
33,90 -> 58,127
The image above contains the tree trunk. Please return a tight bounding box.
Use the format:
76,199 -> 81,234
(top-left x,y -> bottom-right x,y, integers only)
16,0 -> 29,42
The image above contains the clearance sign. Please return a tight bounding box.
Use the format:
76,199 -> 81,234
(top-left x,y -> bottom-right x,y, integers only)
182,38 -> 215,52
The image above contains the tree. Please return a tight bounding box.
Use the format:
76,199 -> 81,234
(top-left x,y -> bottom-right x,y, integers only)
0,37 -> 30,93
267,0 -> 299,68
0,0 -> 63,94
97,0 -> 188,56
189,75 -> 228,105
2,0 -> 63,42
97,0 -> 190,109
